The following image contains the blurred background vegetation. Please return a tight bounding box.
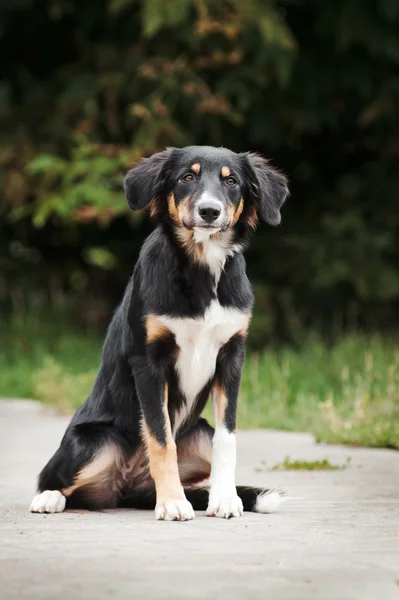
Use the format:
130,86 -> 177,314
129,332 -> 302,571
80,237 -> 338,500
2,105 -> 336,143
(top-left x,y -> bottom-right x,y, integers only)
1,0 -> 399,447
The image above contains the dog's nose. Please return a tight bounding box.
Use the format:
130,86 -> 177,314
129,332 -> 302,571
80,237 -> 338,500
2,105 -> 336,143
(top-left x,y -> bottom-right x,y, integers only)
198,203 -> 221,223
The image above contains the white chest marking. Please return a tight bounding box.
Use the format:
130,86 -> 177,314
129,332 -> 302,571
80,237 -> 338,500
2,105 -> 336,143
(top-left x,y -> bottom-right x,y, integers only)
159,301 -> 249,433
193,228 -> 240,284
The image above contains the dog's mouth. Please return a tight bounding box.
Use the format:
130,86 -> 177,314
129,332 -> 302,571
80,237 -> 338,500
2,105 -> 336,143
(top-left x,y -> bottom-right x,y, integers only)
182,217 -> 229,233
181,218 -> 215,230
194,224 -> 220,231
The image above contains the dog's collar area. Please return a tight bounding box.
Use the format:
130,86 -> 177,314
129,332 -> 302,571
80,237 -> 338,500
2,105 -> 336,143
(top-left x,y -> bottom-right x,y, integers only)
173,226 -> 241,284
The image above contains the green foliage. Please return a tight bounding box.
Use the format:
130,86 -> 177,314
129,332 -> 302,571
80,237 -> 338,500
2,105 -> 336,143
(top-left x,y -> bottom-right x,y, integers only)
1,317 -> 398,448
1,0 -> 399,339
269,456 -> 351,471
16,137 -> 130,226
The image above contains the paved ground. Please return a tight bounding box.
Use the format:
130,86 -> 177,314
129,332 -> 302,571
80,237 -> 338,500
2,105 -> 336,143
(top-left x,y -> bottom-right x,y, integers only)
0,399 -> 398,600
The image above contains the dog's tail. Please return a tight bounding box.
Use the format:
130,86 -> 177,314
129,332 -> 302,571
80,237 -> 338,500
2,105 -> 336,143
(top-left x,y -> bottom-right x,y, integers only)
187,486 -> 285,513
120,486 -> 285,513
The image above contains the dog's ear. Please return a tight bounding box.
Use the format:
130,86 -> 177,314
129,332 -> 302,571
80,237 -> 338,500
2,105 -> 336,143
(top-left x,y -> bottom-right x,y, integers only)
244,152 -> 289,225
124,149 -> 172,210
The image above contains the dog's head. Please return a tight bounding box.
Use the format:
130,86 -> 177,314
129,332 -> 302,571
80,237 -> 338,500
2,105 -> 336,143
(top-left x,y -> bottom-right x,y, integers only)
124,146 -> 288,234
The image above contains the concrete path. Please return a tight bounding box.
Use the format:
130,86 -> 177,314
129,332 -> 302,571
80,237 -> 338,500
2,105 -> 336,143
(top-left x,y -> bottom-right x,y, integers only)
0,400 -> 398,600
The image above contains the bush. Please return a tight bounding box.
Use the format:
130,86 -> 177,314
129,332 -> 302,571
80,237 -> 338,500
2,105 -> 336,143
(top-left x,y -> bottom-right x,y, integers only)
1,1 -> 399,341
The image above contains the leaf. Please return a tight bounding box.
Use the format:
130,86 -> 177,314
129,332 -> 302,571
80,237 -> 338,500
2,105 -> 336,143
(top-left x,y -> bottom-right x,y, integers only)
32,195 -> 65,228
83,247 -> 118,270
258,6 -> 297,52
26,155 -> 66,175
141,0 -> 191,38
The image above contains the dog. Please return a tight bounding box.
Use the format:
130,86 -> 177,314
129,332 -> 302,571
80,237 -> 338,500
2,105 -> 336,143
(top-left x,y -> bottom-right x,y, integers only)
29,145 -> 289,521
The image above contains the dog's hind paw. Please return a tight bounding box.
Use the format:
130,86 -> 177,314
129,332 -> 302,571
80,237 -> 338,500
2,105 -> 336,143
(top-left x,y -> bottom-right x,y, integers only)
29,490 -> 66,514
155,499 -> 195,521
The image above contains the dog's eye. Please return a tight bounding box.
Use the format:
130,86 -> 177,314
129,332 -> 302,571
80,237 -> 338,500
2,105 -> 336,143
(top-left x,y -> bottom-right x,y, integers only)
226,176 -> 237,186
181,173 -> 194,182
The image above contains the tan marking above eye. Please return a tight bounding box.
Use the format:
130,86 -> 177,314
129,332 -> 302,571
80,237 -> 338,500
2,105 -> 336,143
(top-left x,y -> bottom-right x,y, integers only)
221,166 -> 231,178
191,163 -> 201,174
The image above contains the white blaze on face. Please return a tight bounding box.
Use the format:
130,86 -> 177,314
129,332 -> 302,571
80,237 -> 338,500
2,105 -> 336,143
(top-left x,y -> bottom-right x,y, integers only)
195,191 -> 224,225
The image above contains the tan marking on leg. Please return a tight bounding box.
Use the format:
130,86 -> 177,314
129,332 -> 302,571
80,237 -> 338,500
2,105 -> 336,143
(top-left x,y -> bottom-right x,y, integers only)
143,383 -> 185,505
191,162 -> 201,174
213,381 -> 228,424
221,166 -> 231,178
146,314 -> 172,343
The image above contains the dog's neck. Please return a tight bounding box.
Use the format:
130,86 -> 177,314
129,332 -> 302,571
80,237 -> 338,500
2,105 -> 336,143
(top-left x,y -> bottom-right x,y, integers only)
174,226 -> 242,284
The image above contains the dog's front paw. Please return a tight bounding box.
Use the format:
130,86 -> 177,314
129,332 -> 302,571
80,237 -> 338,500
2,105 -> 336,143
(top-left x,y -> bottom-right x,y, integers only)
29,490 -> 66,514
155,499 -> 195,521
206,489 -> 243,519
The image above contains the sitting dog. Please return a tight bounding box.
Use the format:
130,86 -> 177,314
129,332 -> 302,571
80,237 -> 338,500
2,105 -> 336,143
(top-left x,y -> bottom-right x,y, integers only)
30,145 -> 289,521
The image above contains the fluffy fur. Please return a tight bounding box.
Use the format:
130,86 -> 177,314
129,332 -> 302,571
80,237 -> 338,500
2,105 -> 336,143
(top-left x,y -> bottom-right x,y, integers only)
30,146 -> 289,520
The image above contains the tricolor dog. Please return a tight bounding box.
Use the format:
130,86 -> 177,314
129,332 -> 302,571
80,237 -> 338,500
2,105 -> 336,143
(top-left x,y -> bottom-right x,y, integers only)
30,146 -> 289,520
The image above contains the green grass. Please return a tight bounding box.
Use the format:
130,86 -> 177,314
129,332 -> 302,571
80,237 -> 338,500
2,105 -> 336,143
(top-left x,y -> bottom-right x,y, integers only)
270,456 -> 351,471
1,316 -> 398,449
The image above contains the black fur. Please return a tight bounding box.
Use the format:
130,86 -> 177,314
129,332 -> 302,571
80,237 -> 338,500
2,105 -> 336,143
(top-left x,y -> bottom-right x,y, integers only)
124,149 -> 171,210
34,145 -> 289,514
244,152 -> 289,226
215,333 -> 246,434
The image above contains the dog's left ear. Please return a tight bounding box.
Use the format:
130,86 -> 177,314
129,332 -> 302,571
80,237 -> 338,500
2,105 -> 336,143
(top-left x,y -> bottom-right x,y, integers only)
124,149 -> 172,210
244,152 -> 289,225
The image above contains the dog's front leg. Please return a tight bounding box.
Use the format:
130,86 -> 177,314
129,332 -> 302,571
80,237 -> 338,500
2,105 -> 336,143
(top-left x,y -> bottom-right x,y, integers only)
207,334 -> 246,519
133,358 -> 194,521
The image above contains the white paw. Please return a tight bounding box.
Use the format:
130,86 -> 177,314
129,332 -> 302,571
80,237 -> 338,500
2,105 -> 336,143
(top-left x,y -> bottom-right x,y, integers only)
29,490 -> 66,514
155,499 -> 195,521
206,489 -> 243,519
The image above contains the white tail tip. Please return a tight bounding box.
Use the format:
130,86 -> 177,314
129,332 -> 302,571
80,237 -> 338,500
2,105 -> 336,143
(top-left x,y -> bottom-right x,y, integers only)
255,489 -> 286,513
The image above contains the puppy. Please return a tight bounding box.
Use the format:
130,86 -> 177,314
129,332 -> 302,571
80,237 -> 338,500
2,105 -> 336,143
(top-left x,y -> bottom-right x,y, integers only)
30,146 -> 289,521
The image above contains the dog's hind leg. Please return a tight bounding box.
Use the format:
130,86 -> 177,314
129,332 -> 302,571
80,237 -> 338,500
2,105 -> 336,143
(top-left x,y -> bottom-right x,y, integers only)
177,418 -> 213,488
30,421 -> 130,513
119,419 -> 212,511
